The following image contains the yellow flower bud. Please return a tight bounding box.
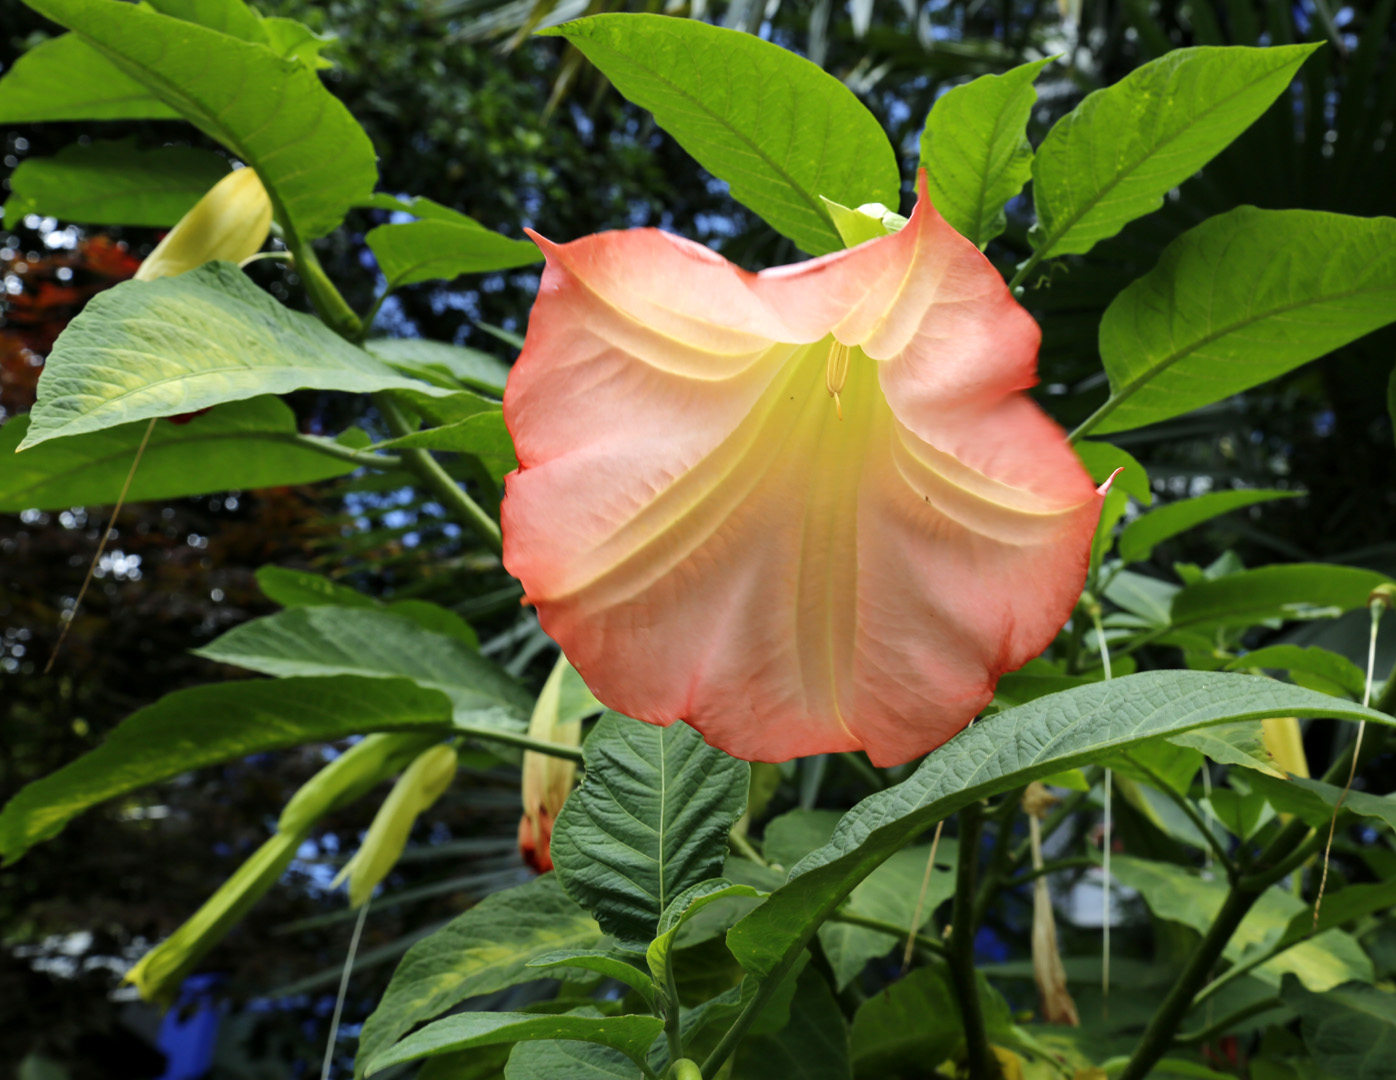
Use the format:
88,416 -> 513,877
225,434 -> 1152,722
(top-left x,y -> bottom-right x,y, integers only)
334,743 -> 458,908
518,656 -> 589,872
135,166 -> 272,282
1261,716 -> 1310,779
277,732 -> 439,835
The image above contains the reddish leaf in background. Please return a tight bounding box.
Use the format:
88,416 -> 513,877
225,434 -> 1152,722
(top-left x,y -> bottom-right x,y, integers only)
1,237 -> 140,415
503,172 -> 1109,767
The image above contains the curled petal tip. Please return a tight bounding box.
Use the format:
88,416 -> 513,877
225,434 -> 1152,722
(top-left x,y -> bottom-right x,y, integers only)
1096,467 -> 1125,497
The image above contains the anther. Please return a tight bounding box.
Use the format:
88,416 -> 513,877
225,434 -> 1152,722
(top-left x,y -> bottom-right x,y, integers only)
826,340 -> 850,421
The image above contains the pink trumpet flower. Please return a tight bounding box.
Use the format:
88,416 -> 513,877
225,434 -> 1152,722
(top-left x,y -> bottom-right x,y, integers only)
503,172 -> 1111,767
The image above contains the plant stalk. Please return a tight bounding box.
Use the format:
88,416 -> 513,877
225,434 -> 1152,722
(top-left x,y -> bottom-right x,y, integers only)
947,802 -> 1002,1080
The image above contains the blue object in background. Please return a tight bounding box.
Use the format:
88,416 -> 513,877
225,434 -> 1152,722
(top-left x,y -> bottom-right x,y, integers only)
155,975 -> 222,1080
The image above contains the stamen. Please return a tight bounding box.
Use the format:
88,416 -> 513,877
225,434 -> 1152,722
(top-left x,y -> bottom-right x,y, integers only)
826,340 -> 850,421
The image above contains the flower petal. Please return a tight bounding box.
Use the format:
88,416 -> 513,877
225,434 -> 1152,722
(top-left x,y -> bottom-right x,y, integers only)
504,191 -> 1102,766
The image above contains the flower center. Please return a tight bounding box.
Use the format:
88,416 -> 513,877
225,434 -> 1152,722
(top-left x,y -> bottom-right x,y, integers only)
825,339 -> 851,420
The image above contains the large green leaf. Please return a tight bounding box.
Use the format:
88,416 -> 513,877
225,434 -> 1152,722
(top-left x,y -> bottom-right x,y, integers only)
726,673 -> 1392,979
367,221 -> 540,290
0,675 -> 452,864
0,400 -> 367,512
1119,489 -> 1302,564
365,1012 -> 665,1076
0,32 -> 176,121
1170,564 -> 1394,629
374,410 -> 516,482
18,262 -> 449,450
732,968 -> 850,1080
366,338 -> 512,397
1283,979 -> 1396,1080
918,58 -> 1050,249
2,140 -> 229,228
1246,773 -> 1396,832
23,0 -> 375,241
1030,45 -> 1317,260
1090,208 -> 1396,435
551,713 -> 750,947
544,14 -> 899,256
145,0 -> 266,40
195,606 -> 531,728
1109,856 -> 1371,990
355,875 -> 604,1076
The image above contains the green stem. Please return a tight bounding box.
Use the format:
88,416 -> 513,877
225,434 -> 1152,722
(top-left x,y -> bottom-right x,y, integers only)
828,911 -> 948,958
286,233 -> 362,341
1005,855 -> 1098,889
699,950 -> 802,1077
1122,751 -> 1236,879
1006,250 -> 1044,293
357,288 -> 391,343
663,961 -> 684,1067
292,434 -> 402,470
452,721 -> 583,762
947,803 -> 1002,1080
375,395 -> 503,554
728,829 -> 768,868
1174,995 -> 1283,1046
1067,398 -> 1116,445
972,790 -> 1023,929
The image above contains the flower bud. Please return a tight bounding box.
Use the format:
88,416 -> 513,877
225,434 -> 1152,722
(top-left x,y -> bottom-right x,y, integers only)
1023,782 -> 1080,1027
277,732 -> 440,835
1261,717 -> 1309,779
334,743 -> 459,908
135,167 -> 272,282
519,656 -> 587,872
125,827 -> 305,1004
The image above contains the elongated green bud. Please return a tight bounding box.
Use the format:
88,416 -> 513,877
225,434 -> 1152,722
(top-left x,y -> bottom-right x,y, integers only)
125,827 -> 306,1005
334,743 -> 458,907
277,732 -> 440,835
135,167 -> 272,281
668,1061 -> 703,1080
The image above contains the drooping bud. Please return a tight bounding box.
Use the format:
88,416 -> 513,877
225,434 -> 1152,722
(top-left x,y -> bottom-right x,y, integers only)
1023,782 -> 1080,1027
135,167 -> 273,282
334,743 -> 458,908
519,655 -> 591,872
125,827 -> 305,1004
277,732 -> 441,835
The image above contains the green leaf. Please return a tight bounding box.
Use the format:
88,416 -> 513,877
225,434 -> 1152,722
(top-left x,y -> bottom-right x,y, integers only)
821,197 -> 896,248
367,219 -> 540,290
1282,978 -> 1396,1080
0,400 -> 366,512
355,875 -> 604,1076
374,410 -> 517,482
647,880 -> 761,994
0,675 -> 452,863
195,606 -> 530,728
1170,564 -> 1395,629
1031,45 -> 1317,259
259,17 -> 336,70
1274,880 -> 1396,959
1170,721 -> 1282,778
732,968 -> 850,1080
18,262 -> 450,450
2,140 -> 229,228
1246,773 -> 1396,832
146,0 -> 267,41
849,963 -> 1010,1077
544,14 -> 899,256
506,1041 -> 640,1080
366,338 -> 512,397
0,32 -> 176,122
1224,645 -> 1368,700
1119,489 -> 1302,564
23,0 -> 376,241
551,712 -> 750,947
528,951 -> 656,1008
1108,856 -> 1371,990
1074,440 -> 1151,505
1091,208 -> 1396,434
918,58 -> 1051,248
821,841 -> 957,990
365,1012 -> 665,1076
726,672 -> 1391,979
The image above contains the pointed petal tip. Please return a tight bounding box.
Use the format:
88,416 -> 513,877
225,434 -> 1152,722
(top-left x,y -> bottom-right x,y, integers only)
1097,467 -> 1125,497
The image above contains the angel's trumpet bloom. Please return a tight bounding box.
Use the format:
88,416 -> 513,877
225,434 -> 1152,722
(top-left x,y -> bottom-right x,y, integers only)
503,172 -> 1108,766
135,166 -> 272,282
